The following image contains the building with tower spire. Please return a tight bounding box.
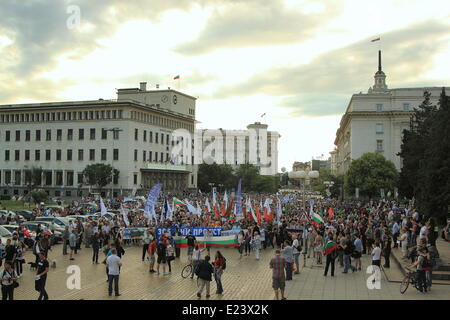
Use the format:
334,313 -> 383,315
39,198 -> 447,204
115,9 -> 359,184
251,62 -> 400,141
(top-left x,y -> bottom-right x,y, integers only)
333,51 -> 449,175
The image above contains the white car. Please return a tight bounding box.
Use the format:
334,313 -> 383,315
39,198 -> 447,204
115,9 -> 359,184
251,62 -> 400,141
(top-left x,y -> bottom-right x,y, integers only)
0,225 -> 13,244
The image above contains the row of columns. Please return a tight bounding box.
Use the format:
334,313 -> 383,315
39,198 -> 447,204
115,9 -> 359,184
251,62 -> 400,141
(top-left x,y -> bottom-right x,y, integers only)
142,171 -> 188,191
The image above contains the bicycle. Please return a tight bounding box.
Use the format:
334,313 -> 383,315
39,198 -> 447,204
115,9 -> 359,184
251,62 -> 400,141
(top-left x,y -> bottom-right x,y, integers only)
400,266 -> 419,294
181,262 -> 193,278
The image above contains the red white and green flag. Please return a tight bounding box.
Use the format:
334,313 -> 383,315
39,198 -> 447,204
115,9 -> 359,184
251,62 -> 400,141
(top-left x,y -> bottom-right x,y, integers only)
173,197 -> 186,206
313,212 -> 324,226
324,240 -> 338,256
174,75 -> 180,80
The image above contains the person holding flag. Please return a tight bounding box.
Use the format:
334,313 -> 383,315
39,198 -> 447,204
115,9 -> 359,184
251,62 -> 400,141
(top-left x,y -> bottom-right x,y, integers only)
323,232 -> 339,277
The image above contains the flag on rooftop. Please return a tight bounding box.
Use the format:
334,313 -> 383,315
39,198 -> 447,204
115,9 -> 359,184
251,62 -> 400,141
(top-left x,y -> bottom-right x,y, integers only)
174,75 -> 180,80
371,37 -> 380,42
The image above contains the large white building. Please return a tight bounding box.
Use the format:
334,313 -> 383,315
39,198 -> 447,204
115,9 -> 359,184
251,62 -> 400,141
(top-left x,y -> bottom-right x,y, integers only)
197,122 -> 280,175
0,82 -> 198,198
333,51 -> 449,175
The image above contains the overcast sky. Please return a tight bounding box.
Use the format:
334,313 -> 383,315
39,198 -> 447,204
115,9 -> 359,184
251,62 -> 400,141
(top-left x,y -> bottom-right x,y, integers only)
1,0 -> 449,171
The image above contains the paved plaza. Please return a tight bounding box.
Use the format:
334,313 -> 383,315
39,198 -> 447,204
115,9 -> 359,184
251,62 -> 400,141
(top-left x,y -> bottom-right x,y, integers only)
13,243 -> 450,300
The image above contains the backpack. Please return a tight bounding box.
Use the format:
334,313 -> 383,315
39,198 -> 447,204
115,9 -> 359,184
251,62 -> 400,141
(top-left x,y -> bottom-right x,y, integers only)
421,255 -> 431,269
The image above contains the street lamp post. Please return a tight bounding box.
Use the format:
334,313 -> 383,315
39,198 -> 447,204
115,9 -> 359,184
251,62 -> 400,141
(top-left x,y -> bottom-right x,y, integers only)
288,170 -> 319,210
323,181 -> 335,198
105,128 -> 123,199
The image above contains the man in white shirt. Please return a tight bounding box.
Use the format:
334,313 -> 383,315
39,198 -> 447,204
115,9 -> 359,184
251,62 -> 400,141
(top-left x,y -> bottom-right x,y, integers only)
106,249 -> 122,297
419,223 -> 428,240
292,234 -> 301,274
371,241 -> 382,268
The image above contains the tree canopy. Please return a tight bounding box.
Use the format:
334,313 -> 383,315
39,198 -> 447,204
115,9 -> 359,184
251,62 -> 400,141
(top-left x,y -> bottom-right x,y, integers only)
82,163 -> 119,190
345,152 -> 398,199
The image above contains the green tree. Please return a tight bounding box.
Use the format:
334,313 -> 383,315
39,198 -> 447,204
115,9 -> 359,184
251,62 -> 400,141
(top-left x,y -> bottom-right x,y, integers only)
345,152 -> 398,199
252,175 -> 278,193
30,189 -> 48,204
197,163 -> 236,192
82,163 -> 119,190
234,164 -> 260,192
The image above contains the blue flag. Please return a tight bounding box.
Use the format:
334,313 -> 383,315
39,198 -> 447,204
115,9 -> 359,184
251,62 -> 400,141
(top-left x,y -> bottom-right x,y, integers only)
236,179 -> 242,214
145,183 -> 163,214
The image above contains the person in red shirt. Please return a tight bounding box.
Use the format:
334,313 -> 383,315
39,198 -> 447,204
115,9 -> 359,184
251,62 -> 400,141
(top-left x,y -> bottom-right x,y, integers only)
147,239 -> 157,273
213,251 -> 226,294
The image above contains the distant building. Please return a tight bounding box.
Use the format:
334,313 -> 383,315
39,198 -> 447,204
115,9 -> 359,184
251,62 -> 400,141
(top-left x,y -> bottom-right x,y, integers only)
0,82 -> 198,198
292,161 -> 310,171
311,158 -> 331,171
198,122 -> 280,175
333,50 -> 449,175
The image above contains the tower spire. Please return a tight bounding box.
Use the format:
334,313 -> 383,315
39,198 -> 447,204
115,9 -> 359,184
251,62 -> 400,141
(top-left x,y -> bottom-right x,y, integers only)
378,50 -> 382,72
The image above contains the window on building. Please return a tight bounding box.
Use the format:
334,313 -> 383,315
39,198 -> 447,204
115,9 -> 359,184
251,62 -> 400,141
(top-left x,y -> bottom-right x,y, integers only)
90,128 -> 96,140
25,130 -> 30,141
167,134 -> 170,145
112,110 -> 117,119
67,149 -> 72,161
101,149 -> 107,161
155,132 -> 159,144
113,130 -> 119,140
403,103 -> 410,111
79,129 -> 84,140
118,110 -> 123,119
56,172 -> 63,186
133,174 -> 137,185
77,173 -> 84,185
135,129 -> 138,141
15,130 -> 20,141
154,152 -> 158,163
376,104 -> 383,112
67,172 -> 74,186
101,129 -> 107,140
25,150 -> 30,161
57,129 -> 62,141
149,131 -> 153,143
376,140 -> 383,152
36,130 -> 41,141
134,149 -> 138,161
113,149 -> 119,161
46,150 -> 51,161
35,150 -> 40,161
143,150 -> 146,161
5,150 -> 10,161
143,130 -> 147,142
56,149 -> 61,161
67,129 -> 73,140
5,130 -> 10,141
376,123 -> 384,133
15,150 -> 20,161
89,149 -> 95,161
113,174 -> 118,185
46,129 -> 51,141
78,149 -> 84,161
95,111 -> 99,119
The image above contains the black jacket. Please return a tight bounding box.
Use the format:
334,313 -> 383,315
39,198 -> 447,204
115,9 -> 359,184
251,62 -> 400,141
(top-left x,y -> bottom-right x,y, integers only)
195,260 -> 214,281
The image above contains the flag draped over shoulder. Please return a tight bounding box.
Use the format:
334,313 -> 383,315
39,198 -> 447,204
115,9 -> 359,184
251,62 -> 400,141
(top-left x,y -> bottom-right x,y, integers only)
324,240 -> 338,256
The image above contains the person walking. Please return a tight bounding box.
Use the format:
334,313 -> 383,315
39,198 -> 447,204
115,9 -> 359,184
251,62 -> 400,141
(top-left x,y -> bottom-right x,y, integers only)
251,231 -> 262,260
14,242 -> 25,276
35,253 -> 49,300
244,232 -> 251,256
166,239 -> 175,274
292,234 -> 301,274
69,229 -> 77,261
237,231 -> 245,258
91,232 -> 101,264
213,251 -> 226,294
106,248 -> 122,297
195,255 -> 214,299
62,225 -> 69,255
269,249 -> 286,300
1,261 -> 18,300
342,235 -> 356,273
324,234 -> 338,277
353,233 -> 363,271
147,238 -> 157,273
382,229 -> 392,268
371,241 -> 382,268
142,228 -> 153,261
282,240 -> 293,280
156,237 -> 168,275
399,227 -> 409,259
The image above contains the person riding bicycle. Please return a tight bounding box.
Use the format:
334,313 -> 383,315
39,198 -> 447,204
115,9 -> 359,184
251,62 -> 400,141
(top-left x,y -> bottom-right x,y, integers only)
185,232 -> 196,262
408,247 -> 428,293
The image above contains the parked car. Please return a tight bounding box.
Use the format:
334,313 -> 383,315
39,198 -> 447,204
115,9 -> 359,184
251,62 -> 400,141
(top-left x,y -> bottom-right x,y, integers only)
0,225 -> 12,244
12,210 -> 35,221
35,216 -> 70,229
2,225 -> 35,247
0,210 -> 25,224
95,212 -> 117,220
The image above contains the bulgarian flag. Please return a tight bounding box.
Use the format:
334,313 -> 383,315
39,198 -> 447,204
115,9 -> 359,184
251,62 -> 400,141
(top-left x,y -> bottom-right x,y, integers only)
328,207 -> 333,219
324,240 -> 338,256
173,197 -> 186,206
174,235 -> 238,248
174,75 -> 180,80
371,37 -> 380,42
214,204 -> 219,220
313,212 -> 324,226
221,202 -> 226,216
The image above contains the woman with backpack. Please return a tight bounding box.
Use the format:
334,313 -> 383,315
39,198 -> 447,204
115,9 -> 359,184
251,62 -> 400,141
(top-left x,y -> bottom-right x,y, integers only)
213,251 -> 226,294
